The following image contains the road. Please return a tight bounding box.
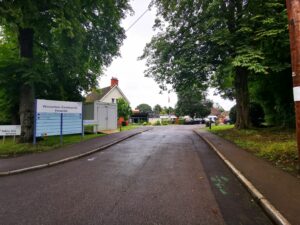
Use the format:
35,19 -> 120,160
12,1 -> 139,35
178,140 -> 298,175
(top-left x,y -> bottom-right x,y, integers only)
0,126 -> 273,225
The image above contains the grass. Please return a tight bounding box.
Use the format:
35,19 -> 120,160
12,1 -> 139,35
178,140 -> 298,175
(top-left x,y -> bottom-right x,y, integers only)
0,123 -> 142,158
120,124 -> 141,131
207,124 -> 299,175
0,133 -> 105,158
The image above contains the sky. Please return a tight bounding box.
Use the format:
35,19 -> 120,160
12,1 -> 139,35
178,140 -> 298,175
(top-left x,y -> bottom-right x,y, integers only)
100,0 -> 235,111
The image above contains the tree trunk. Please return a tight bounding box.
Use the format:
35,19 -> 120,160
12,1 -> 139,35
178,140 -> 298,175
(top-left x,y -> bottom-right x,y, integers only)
234,67 -> 250,129
18,27 -> 35,142
19,84 -> 35,143
19,28 -> 34,58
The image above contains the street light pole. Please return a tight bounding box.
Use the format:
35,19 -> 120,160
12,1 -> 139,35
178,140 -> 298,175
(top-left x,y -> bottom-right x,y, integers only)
286,0 -> 300,172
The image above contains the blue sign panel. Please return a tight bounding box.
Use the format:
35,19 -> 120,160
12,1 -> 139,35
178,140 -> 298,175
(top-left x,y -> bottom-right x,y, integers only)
36,113 -> 61,137
34,99 -> 83,143
62,113 -> 82,135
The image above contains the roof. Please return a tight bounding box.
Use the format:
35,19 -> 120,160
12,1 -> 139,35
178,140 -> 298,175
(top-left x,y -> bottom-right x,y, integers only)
85,85 -> 130,104
85,86 -> 111,103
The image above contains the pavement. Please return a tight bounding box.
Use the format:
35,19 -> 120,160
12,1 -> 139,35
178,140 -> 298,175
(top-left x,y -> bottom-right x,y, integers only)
0,125 -> 273,225
195,128 -> 300,225
0,127 -> 151,174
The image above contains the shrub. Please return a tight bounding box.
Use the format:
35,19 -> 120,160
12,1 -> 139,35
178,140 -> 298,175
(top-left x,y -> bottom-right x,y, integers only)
229,105 -> 236,124
161,120 -> 169,125
178,119 -> 185,125
154,120 -> 161,126
229,103 -> 265,127
250,102 -> 264,127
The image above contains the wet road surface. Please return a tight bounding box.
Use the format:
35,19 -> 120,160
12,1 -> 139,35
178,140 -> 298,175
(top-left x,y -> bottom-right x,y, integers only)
0,126 -> 272,225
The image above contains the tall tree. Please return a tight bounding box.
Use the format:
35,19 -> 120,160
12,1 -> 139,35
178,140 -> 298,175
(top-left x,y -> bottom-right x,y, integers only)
136,103 -> 152,113
0,1 -> 131,142
153,104 -> 162,114
141,0 -> 290,129
175,87 -> 212,118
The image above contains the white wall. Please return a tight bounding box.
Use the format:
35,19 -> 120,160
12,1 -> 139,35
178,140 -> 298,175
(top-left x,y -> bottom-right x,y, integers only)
101,87 -> 125,103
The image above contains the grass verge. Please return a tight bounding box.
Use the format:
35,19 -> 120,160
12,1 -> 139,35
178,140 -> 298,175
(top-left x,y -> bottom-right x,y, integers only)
0,133 -> 105,158
120,124 -> 141,131
207,125 -> 298,175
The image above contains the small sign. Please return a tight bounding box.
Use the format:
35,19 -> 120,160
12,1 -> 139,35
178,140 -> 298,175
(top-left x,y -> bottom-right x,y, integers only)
83,120 -> 97,125
293,86 -> 300,101
0,125 -> 21,136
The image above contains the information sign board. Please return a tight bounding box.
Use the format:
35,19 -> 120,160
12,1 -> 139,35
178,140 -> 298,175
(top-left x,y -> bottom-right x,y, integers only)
34,99 -> 83,143
0,125 -> 21,136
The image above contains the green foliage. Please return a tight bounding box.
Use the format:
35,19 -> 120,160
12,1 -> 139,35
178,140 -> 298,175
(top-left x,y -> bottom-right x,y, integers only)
175,87 -> 212,118
141,0 -> 291,128
136,103 -> 152,113
0,1 -> 131,126
178,119 -> 185,125
161,120 -> 169,125
249,102 -> 265,127
230,103 -> 265,127
153,104 -> 162,114
209,126 -> 298,174
117,98 -> 131,120
229,105 -> 237,124
154,120 -> 161,126
0,133 -> 105,157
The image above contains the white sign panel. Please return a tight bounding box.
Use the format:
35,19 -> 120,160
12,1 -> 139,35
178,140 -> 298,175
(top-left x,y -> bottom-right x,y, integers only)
83,120 -> 97,125
293,86 -> 300,102
36,99 -> 82,113
0,125 -> 21,136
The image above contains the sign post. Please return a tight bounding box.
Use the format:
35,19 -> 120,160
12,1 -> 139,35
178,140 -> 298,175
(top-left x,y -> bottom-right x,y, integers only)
286,0 -> 300,172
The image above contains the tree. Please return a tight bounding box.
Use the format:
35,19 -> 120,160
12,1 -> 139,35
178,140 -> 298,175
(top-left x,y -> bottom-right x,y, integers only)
0,1 -> 131,142
140,0 -> 290,129
175,87 -> 212,118
162,106 -> 174,115
153,104 -> 162,114
136,103 -> 152,113
117,98 -> 131,121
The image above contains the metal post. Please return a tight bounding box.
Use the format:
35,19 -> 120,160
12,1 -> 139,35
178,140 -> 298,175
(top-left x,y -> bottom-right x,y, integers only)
286,0 -> 300,172
13,135 -> 16,144
60,113 -> 63,145
2,136 -> 5,144
33,99 -> 37,144
81,104 -> 84,138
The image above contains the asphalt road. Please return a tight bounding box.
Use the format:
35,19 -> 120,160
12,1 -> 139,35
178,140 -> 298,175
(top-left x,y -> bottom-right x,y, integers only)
0,125 -> 273,225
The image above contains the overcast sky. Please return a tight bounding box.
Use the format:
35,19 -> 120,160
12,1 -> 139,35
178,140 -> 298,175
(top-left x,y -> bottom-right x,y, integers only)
100,0 -> 235,111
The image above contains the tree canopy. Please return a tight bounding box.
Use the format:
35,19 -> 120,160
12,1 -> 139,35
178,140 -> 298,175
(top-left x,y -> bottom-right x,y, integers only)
0,1 -> 131,141
140,0 -> 292,128
136,103 -> 152,114
175,87 -> 212,118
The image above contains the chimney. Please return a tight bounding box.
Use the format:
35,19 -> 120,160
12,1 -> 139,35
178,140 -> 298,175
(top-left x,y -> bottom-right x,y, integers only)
111,77 -> 119,87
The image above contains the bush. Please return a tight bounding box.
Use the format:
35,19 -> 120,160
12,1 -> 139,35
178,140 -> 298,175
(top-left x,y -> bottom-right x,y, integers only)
154,120 -> 161,126
229,106 -> 236,124
178,119 -> 185,125
229,103 -> 265,127
250,102 -> 264,127
161,120 -> 169,125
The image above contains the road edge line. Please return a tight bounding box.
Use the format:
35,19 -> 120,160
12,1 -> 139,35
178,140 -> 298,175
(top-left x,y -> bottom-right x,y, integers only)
193,129 -> 291,225
0,128 -> 152,176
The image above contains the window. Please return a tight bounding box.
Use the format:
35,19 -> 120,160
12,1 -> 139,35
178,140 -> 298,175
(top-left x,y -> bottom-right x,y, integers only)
112,98 -> 115,103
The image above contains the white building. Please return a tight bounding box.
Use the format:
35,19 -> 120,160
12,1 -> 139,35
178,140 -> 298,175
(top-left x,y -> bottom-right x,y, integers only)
84,77 -> 129,131
85,77 -> 129,104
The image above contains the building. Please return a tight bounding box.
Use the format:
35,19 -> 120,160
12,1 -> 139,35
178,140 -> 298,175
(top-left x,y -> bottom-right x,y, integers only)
85,77 -> 130,104
84,77 -> 130,131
